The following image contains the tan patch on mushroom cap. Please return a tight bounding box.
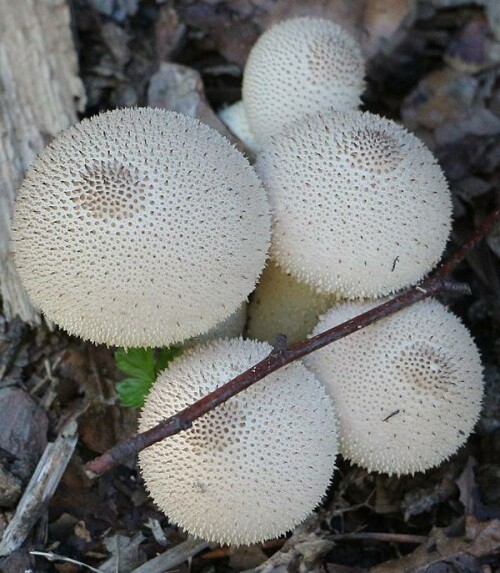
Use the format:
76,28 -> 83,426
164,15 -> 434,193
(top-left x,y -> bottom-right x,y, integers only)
243,17 -> 365,142
139,338 -> 338,546
12,108 -> 271,347
305,299 -> 483,476
71,160 -> 147,220
338,128 -> 403,173
256,110 -> 452,298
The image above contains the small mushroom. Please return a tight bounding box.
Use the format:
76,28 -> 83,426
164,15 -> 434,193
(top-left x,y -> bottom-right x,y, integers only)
256,109 -> 452,298
227,17 -> 364,148
139,338 -> 338,546
305,299 -> 484,476
218,101 -> 260,153
12,108 -> 271,347
247,262 -> 337,345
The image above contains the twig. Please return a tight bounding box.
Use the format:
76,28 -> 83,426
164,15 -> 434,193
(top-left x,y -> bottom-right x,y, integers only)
85,208 -> 500,478
30,551 -> 106,573
129,537 -> 210,573
436,207 -> 500,277
327,532 -> 427,544
84,278 -> 465,477
0,420 -> 78,556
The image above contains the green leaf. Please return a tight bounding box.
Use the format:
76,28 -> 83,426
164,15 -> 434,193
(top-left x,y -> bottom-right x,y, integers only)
116,377 -> 153,408
115,345 -> 183,408
156,346 -> 182,373
115,347 -> 155,381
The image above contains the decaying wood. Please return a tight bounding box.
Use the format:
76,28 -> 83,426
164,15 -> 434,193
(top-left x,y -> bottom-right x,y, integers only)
29,551 -> 106,573
368,516 -> 500,573
0,387 -> 48,479
0,419 -> 78,556
245,517 -> 335,573
0,0 -> 85,323
130,537 -> 210,573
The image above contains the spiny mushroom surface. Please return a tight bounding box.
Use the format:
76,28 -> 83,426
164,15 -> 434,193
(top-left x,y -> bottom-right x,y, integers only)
12,108 -> 270,347
247,262 -> 337,345
139,338 -> 338,546
256,110 -> 452,298
242,17 -> 365,143
305,299 -> 483,476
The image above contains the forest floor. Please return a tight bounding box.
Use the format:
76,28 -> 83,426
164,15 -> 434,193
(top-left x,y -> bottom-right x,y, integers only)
1,0 -> 500,572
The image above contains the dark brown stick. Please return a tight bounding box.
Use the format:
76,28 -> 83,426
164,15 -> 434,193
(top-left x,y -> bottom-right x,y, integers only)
436,207 -> 500,277
328,532 -> 427,544
85,208 -> 500,478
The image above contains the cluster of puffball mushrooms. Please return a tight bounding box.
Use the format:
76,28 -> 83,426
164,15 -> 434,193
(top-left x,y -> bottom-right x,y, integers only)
11,17 -> 484,547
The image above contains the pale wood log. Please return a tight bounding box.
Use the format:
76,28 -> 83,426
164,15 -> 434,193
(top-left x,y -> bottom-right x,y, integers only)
0,0 -> 85,323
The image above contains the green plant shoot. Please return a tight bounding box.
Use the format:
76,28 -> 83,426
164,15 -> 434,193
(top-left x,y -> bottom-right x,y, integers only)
115,346 -> 182,408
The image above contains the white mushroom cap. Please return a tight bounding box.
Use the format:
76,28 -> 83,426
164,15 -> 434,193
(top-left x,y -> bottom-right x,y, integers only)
139,338 -> 338,546
218,101 -> 260,153
12,108 -> 271,347
247,262 -> 337,345
256,110 -> 452,298
305,299 -> 484,476
242,17 -> 365,142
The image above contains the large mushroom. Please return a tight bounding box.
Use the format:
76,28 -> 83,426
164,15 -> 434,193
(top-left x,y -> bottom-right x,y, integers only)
11,108 -> 271,347
139,338 -> 338,546
305,299 -> 484,476
256,109 -> 452,298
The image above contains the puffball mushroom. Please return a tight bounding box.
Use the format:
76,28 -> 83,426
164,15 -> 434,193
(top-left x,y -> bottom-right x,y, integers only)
218,101 -> 260,153
305,299 -> 483,476
11,108 -> 271,347
247,262 -> 337,345
256,109 -> 452,298
241,17 -> 365,143
139,338 -> 338,546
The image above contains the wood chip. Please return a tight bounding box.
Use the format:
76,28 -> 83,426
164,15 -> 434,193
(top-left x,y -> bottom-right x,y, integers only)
130,537 -> 209,573
0,420 -> 78,556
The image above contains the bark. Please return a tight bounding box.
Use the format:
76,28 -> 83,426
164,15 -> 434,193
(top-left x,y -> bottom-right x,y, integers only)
0,0 -> 85,323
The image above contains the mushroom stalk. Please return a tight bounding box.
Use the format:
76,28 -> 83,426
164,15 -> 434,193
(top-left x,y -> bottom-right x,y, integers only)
85,207 -> 500,478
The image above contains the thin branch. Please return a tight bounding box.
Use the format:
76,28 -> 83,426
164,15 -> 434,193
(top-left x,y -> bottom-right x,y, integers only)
85,208 -> 500,478
30,551 -> 106,573
436,207 -> 500,277
327,532 -> 427,544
